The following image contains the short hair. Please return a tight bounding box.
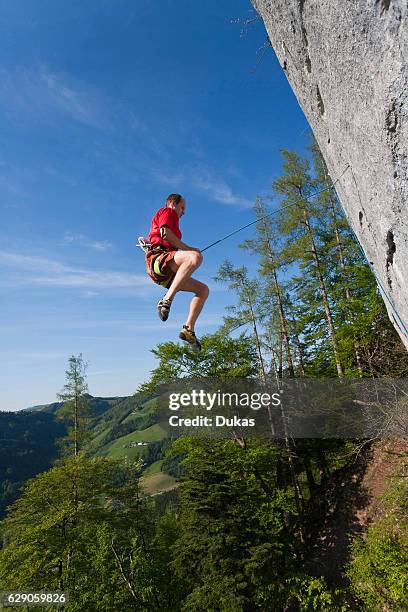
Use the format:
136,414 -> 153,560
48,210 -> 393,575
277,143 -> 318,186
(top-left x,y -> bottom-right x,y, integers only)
166,193 -> 184,207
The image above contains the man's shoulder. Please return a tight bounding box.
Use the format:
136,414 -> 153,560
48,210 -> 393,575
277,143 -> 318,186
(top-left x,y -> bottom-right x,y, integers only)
157,207 -> 179,222
153,206 -> 166,218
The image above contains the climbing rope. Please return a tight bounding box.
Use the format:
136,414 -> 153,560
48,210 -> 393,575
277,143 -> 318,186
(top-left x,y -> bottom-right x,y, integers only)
200,164 -> 351,252
138,160 -> 408,341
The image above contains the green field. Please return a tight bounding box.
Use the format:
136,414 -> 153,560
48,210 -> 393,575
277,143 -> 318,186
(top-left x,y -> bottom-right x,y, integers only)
98,423 -> 166,459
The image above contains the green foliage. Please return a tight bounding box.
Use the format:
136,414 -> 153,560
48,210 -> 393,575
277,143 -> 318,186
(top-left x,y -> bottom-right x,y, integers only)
215,141 -> 406,379
138,332 -> 259,393
168,438 -> 300,609
348,476 -> 408,610
284,575 -> 349,611
0,456 -> 172,610
214,262 -> 266,377
180,575 -> 248,611
100,412 -> 159,447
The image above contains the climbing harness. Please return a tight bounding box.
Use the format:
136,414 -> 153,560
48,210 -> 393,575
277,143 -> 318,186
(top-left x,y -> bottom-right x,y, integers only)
141,238 -> 177,288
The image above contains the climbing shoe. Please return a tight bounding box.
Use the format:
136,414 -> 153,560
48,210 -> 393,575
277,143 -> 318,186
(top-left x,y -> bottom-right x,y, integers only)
179,325 -> 201,351
157,298 -> 172,322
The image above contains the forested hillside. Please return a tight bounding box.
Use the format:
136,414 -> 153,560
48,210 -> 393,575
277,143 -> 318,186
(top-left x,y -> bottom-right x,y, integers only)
0,411 -> 66,517
0,391 -> 177,506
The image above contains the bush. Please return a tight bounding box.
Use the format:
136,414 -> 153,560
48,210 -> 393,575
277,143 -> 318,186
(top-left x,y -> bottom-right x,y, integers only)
347,477 -> 408,610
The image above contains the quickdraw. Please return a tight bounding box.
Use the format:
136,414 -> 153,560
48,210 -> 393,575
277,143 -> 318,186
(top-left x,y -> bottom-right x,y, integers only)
137,236 -> 152,253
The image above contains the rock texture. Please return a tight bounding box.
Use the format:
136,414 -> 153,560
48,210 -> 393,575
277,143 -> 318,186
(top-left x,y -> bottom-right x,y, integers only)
252,0 -> 408,348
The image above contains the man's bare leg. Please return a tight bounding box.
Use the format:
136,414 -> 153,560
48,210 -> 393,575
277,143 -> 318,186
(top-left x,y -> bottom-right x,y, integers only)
157,251 -> 208,338
178,277 -> 209,331
164,250 -> 203,302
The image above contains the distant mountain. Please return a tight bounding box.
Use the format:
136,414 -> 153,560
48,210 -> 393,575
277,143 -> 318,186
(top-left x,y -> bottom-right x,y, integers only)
21,403 -> 51,412
0,410 -> 66,517
0,392 -> 176,517
26,394 -> 128,416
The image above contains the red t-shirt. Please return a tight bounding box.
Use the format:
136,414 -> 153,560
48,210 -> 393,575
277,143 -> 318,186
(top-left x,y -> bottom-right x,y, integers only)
148,207 -> 182,250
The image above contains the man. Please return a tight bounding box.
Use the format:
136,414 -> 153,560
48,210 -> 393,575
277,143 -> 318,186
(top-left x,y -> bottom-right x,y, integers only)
145,193 -> 209,351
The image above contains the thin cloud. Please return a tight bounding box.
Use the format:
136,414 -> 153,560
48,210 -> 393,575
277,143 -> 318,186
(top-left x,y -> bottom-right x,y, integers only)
0,250 -> 149,290
151,168 -> 184,186
0,174 -> 28,198
63,232 -> 113,252
0,315 -> 222,335
82,291 -> 99,298
192,171 -> 252,208
0,66 -> 109,129
152,165 -> 253,209
88,241 -> 113,252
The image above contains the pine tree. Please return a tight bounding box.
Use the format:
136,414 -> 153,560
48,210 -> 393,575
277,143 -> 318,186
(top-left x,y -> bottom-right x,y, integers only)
309,139 -> 365,376
242,197 -> 295,377
274,150 -> 344,378
168,437 -> 298,610
57,354 -> 91,457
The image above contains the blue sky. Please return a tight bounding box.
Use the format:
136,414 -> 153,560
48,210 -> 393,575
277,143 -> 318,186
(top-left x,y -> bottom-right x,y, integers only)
0,0 -> 309,411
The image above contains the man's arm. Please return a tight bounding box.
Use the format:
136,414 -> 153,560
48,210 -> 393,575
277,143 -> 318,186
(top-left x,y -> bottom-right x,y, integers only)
161,226 -> 200,252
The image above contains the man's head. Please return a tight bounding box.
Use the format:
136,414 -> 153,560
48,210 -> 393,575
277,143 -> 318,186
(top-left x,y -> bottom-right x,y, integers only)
166,193 -> 186,218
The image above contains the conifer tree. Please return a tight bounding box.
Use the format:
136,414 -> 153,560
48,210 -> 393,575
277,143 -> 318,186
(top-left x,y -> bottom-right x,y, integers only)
310,139 -> 364,376
57,354 -> 91,457
242,197 -> 295,377
168,437 -> 299,609
274,150 -> 344,378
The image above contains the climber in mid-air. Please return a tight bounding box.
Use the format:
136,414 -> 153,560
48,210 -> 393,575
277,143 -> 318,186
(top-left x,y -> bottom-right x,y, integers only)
143,193 -> 209,351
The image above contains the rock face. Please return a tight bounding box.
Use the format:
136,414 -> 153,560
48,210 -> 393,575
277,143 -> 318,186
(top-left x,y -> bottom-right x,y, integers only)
252,0 -> 408,348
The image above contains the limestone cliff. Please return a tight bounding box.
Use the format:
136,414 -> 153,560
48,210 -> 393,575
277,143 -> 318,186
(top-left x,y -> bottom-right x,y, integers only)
252,0 -> 408,347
